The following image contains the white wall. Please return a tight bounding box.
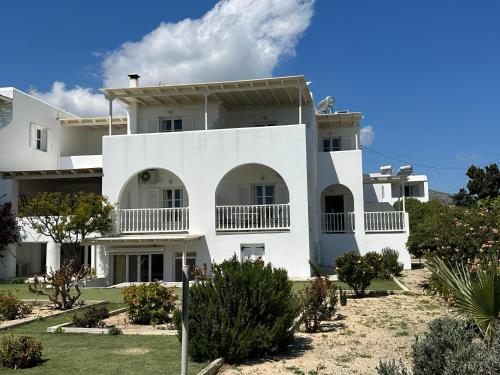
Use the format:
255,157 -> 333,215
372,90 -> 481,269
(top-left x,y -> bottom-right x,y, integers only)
102,124 -> 312,277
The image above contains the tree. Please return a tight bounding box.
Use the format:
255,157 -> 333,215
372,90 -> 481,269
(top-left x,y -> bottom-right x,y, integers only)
453,164 -> 500,206
19,192 -> 113,258
28,259 -> 93,309
0,200 -> 20,257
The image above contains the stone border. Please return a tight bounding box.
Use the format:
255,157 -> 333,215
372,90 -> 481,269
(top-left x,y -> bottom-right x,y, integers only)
47,307 -> 178,335
391,274 -> 410,292
0,301 -> 106,332
197,358 -> 225,375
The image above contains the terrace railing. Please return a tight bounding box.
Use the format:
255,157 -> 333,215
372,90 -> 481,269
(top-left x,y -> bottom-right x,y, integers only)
115,208 -> 189,234
216,204 -> 290,232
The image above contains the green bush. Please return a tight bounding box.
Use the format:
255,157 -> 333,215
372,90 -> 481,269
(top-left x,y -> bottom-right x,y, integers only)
335,251 -> 378,297
108,327 -> 123,336
0,336 -> 43,369
443,339 -> 500,375
123,282 -> 177,325
411,317 -> 475,375
380,248 -> 404,277
376,359 -> 409,375
177,256 -> 299,363
72,306 -> 109,328
299,276 -> 338,332
0,293 -> 32,321
339,286 -> 347,306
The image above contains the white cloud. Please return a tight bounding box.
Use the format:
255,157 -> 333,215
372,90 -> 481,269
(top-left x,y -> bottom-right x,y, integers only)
360,126 -> 375,146
32,0 -> 315,116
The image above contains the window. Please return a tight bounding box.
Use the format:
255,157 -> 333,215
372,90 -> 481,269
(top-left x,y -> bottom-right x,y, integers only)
36,129 -> 42,150
240,244 -> 265,262
174,252 -> 196,282
322,137 -> 342,152
405,185 -> 420,197
162,189 -> 183,208
254,185 -> 275,205
30,123 -> 47,152
160,118 -> 183,132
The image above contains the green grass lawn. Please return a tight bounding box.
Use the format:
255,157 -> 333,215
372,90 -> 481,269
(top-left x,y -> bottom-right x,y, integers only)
291,278 -> 401,293
0,304 -> 207,374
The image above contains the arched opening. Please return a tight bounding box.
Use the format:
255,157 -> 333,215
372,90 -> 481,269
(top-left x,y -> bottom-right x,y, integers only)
117,168 -> 189,233
320,184 -> 355,233
215,163 -> 290,232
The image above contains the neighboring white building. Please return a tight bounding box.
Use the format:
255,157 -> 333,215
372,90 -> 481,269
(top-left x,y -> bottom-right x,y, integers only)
363,165 -> 429,212
0,75 -> 412,283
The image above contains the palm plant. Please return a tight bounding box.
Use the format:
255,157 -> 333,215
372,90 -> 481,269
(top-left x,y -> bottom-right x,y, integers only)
427,255 -> 500,344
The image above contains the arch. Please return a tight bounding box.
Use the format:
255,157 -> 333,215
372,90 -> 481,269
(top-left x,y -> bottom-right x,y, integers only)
215,163 -> 290,206
118,167 -> 189,209
320,183 -> 355,213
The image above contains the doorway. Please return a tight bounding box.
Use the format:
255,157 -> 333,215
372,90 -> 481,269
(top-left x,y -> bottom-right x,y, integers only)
174,252 -> 196,282
325,195 -> 344,213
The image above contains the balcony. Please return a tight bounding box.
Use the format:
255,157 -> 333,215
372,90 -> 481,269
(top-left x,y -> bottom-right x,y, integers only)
364,211 -> 407,232
321,212 -> 355,233
114,208 -> 189,234
216,204 -> 290,232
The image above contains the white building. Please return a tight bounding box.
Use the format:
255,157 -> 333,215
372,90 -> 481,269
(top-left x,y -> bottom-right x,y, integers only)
363,165 -> 429,212
0,75 -> 412,283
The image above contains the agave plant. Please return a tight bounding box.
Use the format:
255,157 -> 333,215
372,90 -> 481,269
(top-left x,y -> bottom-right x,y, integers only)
427,255 -> 500,344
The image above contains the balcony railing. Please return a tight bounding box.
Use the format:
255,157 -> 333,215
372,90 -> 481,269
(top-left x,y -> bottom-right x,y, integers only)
321,212 -> 355,233
216,204 -> 290,232
115,208 -> 189,234
364,211 -> 406,232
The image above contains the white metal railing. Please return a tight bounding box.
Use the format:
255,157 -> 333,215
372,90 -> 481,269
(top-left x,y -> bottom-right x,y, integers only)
216,204 -> 290,232
321,212 -> 355,233
115,208 -> 189,234
364,211 -> 406,232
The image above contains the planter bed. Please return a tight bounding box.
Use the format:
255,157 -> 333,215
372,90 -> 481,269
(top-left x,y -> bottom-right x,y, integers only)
47,307 -> 178,335
0,300 -> 106,331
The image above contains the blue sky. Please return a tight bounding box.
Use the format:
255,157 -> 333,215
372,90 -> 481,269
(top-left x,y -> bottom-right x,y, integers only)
1,0 -> 499,193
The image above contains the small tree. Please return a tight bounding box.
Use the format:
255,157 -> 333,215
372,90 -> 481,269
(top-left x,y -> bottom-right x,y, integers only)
19,192 -> 113,258
28,259 -> 93,309
453,164 -> 500,206
0,200 -> 20,257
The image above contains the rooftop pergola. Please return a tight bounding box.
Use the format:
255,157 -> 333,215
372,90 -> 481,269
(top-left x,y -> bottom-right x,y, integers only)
1,168 -> 102,180
100,76 -> 313,135
59,116 -> 127,129
316,112 -> 362,127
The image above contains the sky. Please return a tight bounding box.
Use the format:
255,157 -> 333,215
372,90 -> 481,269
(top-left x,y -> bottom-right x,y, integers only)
1,0 -> 499,193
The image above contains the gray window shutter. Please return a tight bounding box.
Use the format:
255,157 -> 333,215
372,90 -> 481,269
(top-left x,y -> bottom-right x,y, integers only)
29,123 -> 37,148
41,128 -> 48,151
238,184 -> 251,205
276,183 -> 289,204
147,188 -> 160,208
148,118 -> 159,133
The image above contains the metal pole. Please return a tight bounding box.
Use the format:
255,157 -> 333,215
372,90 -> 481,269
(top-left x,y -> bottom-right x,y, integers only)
204,92 -> 208,130
402,179 -> 406,212
108,97 -> 113,136
298,85 -> 302,124
181,264 -> 190,375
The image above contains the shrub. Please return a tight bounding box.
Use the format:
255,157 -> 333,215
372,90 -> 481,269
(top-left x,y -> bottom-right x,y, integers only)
339,287 -> 347,306
0,336 -> 43,369
376,359 -> 409,375
28,259 -> 93,310
108,327 -> 123,336
335,252 -> 378,297
443,339 -> 500,375
299,276 -> 338,332
177,256 -> 299,363
72,306 -> 109,328
411,317 -> 475,375
365,251 -> 383,276
380,248 -> 404,278
123,282 -> 177,325
0,293 -> 32,321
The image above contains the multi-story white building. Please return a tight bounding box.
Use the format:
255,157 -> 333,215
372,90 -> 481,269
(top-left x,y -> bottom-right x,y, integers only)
0,75 -> 412,284
363,165 -> 429,212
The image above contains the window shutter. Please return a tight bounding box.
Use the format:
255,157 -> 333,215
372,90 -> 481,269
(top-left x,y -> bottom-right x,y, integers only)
29,123 -> 37,148
276,183 -> 289,204
147,188 -> 160,208
238,184 -> 251,205
41,128 -> 48,151
147,118 -> 159,133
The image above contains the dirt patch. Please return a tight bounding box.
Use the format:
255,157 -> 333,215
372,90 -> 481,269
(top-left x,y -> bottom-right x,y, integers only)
221,267 -> 449,375
103,312 -> 176,335
113,347 -> 151,356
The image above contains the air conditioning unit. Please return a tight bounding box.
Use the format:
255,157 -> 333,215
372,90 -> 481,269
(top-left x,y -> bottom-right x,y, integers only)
139,169 -> 159,184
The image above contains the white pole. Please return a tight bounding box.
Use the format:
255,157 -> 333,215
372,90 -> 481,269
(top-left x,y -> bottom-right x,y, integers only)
402,179 -> 406,212
204,92 -> 208,131
298,85 -> 302,124
181,264 -> 190,375
108,97 -> 113,136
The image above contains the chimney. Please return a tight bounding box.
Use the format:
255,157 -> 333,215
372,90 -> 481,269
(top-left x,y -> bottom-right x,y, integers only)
128,74 -> 140,88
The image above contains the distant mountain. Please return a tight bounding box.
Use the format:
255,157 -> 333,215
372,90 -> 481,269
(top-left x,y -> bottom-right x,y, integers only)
429,189 -> 453,205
